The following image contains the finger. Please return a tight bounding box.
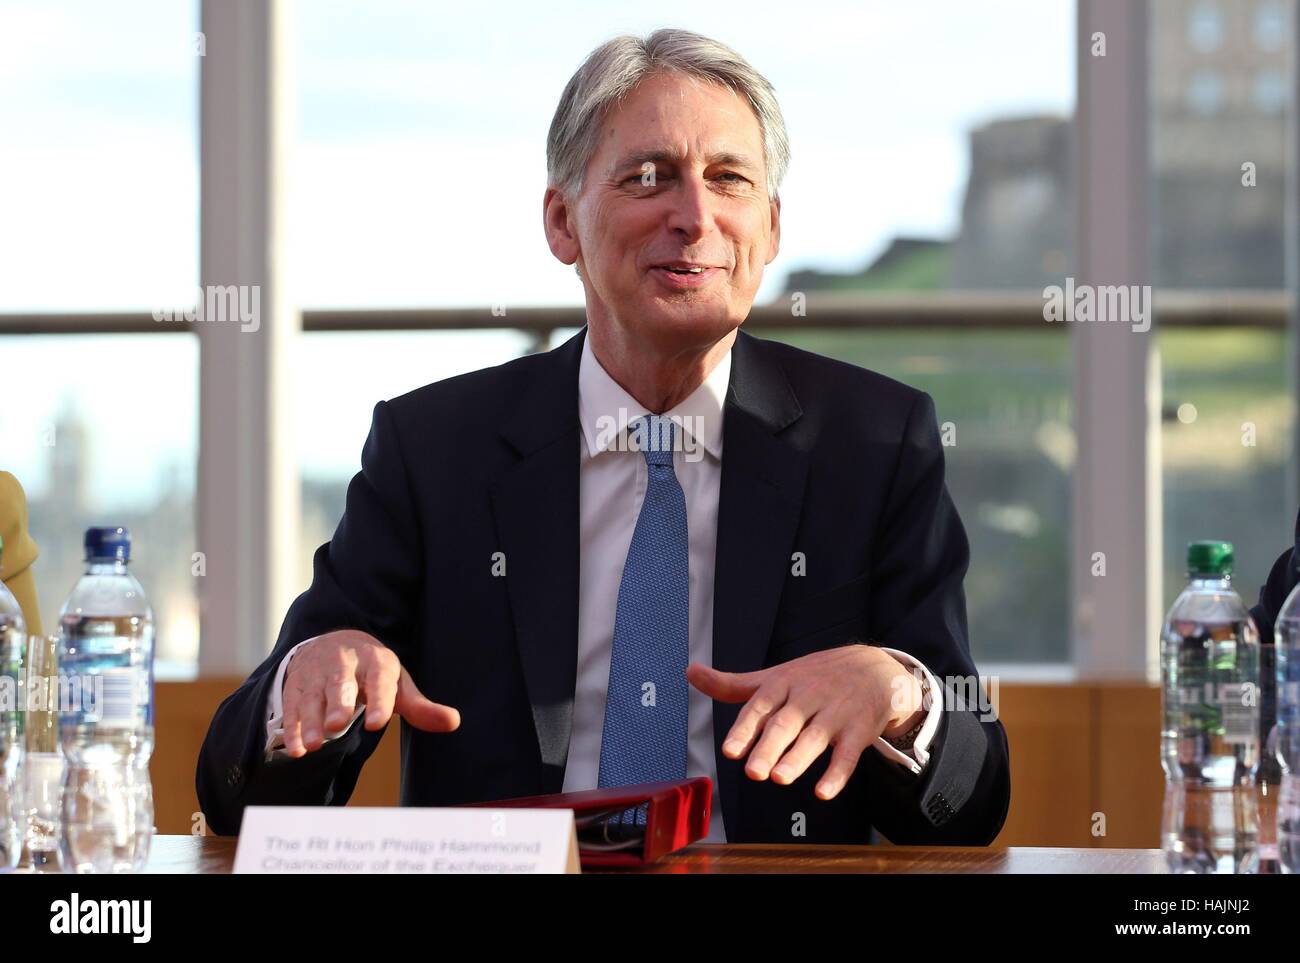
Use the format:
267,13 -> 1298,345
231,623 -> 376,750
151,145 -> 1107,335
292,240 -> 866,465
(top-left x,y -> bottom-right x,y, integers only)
281,677 -> 306,758
722,677 -> 789,760
394,666 -> 461,733
298,687 -> 327,753
814,728 -> 870,801
745,700 -> 809,781
686,662 -> 766,703
322,658 -> 360,732
770,714 -> 835,786
361,655 -> 400,730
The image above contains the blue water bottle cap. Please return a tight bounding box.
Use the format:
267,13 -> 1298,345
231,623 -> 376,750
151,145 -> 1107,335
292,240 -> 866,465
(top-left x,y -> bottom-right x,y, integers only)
85,527 -> 131,561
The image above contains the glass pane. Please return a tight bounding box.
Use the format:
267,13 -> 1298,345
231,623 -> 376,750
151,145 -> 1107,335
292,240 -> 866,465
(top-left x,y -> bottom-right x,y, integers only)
1151,0 -> 1296,616
1152,0 -> 1293,288
1160,327 -> 1292,611
0,334 -> 199,676
292,1 -> 1074,306
766,328 -> 1072,664
295,330 -> 534,583
0,0 -> 199,311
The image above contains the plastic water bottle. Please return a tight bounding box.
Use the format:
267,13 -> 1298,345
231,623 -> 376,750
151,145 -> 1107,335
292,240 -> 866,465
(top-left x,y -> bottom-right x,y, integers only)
20,631 -> 64,872
0,534 -> 28,870
57,527 -> 156,873
1160,541 -> 1260,873
1274,574 -> 1300,872
1250,615 -> 1284,873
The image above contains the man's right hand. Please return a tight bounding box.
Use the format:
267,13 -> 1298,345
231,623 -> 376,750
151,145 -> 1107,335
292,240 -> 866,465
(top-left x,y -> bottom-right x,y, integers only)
280,629 -> 460,758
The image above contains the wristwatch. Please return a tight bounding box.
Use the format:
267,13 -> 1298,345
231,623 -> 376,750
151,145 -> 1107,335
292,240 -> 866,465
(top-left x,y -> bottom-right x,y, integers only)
848,636 -> 931,753
885,672 -> 930,752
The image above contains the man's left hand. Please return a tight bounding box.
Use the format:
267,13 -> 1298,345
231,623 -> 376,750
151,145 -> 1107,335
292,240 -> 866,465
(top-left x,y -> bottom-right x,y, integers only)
686,644 -> 925,801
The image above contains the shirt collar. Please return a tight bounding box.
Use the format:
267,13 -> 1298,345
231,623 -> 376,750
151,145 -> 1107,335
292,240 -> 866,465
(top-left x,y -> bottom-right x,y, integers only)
578,329 -> 729,461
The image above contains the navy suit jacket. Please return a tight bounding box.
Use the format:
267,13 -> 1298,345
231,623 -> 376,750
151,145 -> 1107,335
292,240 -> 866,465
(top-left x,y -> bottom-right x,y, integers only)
197,327 -> 1011,843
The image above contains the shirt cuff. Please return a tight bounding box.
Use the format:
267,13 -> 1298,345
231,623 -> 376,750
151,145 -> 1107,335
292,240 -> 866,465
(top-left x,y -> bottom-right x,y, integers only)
869,647 -> 942,776
264,639 -> 367,758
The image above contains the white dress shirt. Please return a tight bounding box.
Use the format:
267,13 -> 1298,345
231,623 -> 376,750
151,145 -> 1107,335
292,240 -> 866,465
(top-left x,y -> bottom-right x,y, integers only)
265,334 -> 943,842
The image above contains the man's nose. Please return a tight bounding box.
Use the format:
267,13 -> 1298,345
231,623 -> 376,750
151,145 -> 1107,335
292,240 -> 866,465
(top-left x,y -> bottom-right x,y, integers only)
664,174 -> 714,243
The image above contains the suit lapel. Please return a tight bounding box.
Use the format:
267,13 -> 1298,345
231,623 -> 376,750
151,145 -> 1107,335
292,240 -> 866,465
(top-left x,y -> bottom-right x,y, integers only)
489,329 -> 585,794
711,330 -> 810,836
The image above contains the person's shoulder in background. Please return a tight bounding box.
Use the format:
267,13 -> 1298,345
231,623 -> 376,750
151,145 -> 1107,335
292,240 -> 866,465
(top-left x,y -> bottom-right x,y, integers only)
1251,508 -> 1300,645
0,470 -> 44,635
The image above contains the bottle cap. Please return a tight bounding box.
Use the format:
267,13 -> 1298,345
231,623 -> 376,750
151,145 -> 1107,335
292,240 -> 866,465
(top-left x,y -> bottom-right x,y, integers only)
85,527 -> 131,562
1187,540 -> 1233,577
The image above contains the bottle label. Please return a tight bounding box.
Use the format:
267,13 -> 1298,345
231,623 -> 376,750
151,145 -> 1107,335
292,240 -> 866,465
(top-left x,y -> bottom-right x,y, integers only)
1218,682 -> 1255,745
90,668 -> 142,728
1176,681 -> 1256,744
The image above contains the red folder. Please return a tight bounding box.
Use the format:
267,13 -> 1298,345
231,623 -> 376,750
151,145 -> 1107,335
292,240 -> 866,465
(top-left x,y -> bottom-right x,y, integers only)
467,777 -> 712,867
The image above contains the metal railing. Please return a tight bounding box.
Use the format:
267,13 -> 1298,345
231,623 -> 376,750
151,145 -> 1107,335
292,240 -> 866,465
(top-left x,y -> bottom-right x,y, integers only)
0,290 -> 1291,338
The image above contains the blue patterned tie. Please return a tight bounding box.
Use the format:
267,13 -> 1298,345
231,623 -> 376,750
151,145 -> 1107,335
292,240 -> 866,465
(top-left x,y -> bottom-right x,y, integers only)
597,415 -> 690,822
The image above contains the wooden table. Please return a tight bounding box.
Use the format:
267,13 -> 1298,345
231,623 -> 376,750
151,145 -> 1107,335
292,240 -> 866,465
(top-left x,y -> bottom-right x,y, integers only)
144,835 -> 1167,873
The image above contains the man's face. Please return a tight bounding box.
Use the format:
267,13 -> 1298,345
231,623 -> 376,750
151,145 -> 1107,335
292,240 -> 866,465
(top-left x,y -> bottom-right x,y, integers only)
548,71 -> 780,352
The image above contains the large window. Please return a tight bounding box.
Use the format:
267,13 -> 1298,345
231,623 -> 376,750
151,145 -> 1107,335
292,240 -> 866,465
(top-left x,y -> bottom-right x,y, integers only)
11,1 -> 1299,677
0,0 -> 199,675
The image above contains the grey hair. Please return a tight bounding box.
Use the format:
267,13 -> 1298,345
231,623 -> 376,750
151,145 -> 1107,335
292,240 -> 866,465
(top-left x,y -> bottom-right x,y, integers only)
546,28 -> 790,200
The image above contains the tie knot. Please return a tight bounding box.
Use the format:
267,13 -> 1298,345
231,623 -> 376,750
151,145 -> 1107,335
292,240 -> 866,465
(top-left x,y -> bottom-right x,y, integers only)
635,415 -> 676,467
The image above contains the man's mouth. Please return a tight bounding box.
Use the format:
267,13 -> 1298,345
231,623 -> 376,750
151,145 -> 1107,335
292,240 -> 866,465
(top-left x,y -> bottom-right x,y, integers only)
650,262 -> 723,286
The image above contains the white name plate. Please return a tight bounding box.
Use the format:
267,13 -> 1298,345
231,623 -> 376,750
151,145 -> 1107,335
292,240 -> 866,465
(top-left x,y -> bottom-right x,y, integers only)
233,806 -> 580,874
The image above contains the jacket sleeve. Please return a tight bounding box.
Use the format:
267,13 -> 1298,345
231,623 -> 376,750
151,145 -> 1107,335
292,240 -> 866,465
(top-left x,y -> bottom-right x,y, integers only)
195,400 -> 424,835
1250,508 -> 1300,645
855,391 -> 1011,845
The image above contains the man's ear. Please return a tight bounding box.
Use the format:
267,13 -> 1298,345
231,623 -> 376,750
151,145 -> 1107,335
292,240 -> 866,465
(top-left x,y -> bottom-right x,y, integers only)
543,186 -> 581,265
766,195 -> 781,265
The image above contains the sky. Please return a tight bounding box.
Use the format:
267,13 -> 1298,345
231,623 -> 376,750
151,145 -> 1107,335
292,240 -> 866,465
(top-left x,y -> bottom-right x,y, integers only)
0,0 -> 1075,503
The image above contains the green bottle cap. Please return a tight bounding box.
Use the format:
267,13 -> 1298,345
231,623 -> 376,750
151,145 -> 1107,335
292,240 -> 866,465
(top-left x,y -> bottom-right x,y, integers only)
1187,540 -> 1233,577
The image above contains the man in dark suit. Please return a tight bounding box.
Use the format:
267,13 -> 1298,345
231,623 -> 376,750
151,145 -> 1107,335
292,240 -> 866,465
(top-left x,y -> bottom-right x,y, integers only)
197,28 -> 1010,845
